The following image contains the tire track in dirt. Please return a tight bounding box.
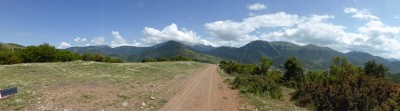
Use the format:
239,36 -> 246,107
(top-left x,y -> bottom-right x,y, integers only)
160,64 -> 239,111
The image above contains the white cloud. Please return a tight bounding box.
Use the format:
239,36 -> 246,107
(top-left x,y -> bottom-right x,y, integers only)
248,3 -> 267,11
204,12 -> 299,46
140,23 -> 213,46
352,20 -> 400,57
258,8 -> 400,59
111,31 -> 128,47
91,36 -> 105,45
261,15 -> 346,46
58,42 -> 71,49
74,36 -> 87,42
202,7 -> 400,59
344,7 -> 379,20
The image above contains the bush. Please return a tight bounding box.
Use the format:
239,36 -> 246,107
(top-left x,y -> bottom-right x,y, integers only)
19,44 -> 58,62
232,74 -> 282,99
0,51 -> 22,64
220,56 -> 283,99
170,56 -> 192,61
0,43 -> 124,65
292,57 -> 400,110
109,57 -> 124,63
141,58 -> 156,62
156,57 -> 169,61
82,53 -> 95,61
56,50 -> 81,62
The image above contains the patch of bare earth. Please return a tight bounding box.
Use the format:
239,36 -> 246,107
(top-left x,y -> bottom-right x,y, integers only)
160,64 -> 249,111
34,75 -> 195,111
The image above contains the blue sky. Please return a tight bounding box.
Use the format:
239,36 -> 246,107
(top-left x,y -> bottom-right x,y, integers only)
1,0 -> 400,59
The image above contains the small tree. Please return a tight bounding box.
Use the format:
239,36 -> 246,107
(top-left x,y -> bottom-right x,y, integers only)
364,60 -> 388,78
258,56 -> 273,75
283,57 -> 304,87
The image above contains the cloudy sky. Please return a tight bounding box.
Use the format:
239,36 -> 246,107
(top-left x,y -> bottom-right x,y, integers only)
1,0 -> 400,59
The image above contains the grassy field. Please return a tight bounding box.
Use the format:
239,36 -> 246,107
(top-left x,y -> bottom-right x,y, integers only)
0,61 -> 207,111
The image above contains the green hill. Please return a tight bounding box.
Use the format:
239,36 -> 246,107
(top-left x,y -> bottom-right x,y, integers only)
137,41 -> 222,63
65,40 -> 400,73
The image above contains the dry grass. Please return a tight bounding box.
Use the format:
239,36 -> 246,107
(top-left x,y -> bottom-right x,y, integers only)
0,61 -> 206,111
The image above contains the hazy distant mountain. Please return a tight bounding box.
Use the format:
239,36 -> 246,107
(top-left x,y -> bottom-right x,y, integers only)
66,41 -> 222,63
188,44 -> 216,52
65,40 -> 400,72
0,43 -> 25,49
206,40 -> 342,69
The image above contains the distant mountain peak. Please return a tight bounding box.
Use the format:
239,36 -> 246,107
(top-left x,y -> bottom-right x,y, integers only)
346,51 -> 373,56
64,40 -> 400,73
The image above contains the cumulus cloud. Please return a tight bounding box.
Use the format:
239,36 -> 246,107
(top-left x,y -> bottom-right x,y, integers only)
204,12 -> 299,46
259,8 -> 400,59
247,3 -> 267,11
352,20 -> 400,57
58,42 -> 71,49
344,7 -> 379,20
74,36 -> 87,42
262,15 -> 348,45
111,31 -> 129,47
91,36 -> 105,45
140,23 -> 213,46
203,7 -> 400,59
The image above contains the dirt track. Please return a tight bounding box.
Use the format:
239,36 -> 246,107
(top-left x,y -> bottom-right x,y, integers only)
160,64 -> 239,111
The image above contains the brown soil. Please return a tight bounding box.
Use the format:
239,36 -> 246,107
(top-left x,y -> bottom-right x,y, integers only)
160,64 -> 240,111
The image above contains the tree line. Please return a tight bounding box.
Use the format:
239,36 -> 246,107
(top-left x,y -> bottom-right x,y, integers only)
0,43 -> 124,65
219,56 -> 400,110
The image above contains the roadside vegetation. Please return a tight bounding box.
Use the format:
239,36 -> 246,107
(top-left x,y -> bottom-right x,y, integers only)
219,56 -> 400,110
0,43 -> 124,65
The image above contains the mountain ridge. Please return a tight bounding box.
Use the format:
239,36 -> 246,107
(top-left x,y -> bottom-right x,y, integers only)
64,40 -> 400,73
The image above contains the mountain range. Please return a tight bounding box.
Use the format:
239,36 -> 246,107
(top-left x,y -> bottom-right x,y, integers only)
65,40 -> 400,73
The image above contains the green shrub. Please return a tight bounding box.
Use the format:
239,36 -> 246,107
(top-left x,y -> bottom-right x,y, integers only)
292,57 -> 400,110
232,74 -> 283,99
220,56 -> 283,99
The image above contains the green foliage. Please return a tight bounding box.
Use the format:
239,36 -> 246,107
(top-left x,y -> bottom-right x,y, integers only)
232,74 -> 283,99
364,60 -> 389,78
80,53 -> 123,63
219,56 -> 283,99
0,51 -> 22,64
303,70 -> 326,84
19,44 -> 58,62
56,50 -> 81,62
283,57 -> 304,88
258,56 -> 273,75
82,53 -> 95,61
141,58 -> 156,63
170,56 -> 192,61
156,57 -> 169,61
0,43 -> 124,65
266,69 -> 283,83
292,57 -> 400,110
389,73 -> 400,83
